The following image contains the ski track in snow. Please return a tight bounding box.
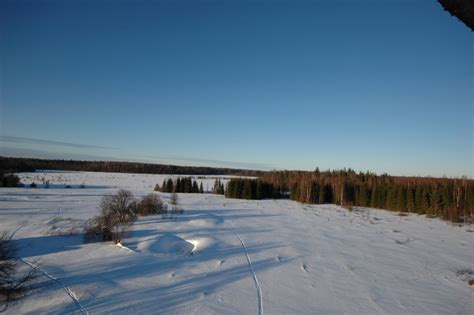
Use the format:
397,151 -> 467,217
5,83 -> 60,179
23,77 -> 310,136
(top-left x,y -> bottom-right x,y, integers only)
220,216 -> 263,315
20,258 -> 89,315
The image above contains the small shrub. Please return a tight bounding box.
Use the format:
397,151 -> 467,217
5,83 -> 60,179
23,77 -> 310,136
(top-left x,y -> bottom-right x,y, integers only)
84,217 -> 114,243
0,174 -> 20,188
136,194 -> 164,216
29,183 -> 37,188
154,184 -> 160,191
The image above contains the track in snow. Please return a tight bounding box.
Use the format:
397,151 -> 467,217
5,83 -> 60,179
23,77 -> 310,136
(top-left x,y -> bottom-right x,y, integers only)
224,218 -> 263,315
20,258 -> 89,315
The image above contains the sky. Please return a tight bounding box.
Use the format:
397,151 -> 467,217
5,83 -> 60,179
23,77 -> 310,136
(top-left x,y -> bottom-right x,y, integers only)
1,0 -> 473,177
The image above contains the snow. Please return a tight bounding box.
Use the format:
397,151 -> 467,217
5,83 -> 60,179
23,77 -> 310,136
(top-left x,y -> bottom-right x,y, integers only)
0,171 -> 473,314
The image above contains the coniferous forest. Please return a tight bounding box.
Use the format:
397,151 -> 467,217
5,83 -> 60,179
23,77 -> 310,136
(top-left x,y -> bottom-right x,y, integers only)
2,156 -> 472,223
225,178 -> 280,199
0,156 -> 263,176
157,177 -> 224,195
257,169 -> 474,223
157,177 -> 203,193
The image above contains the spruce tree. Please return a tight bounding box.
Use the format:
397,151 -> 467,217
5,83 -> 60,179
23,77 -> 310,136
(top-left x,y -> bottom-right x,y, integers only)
406,186 -> 415,212
161,179 -> 166,192
166,178 -> 174,193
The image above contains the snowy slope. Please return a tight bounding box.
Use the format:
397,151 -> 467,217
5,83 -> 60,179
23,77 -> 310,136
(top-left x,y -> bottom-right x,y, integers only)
0,171 -> 472,314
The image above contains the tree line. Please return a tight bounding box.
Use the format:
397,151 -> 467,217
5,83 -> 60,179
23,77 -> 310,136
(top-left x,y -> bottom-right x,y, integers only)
157,177 -> 226,195
0,156 -> 264,177
157,177 -> 204,193
225,178 -> 280,199
259,169 -> 474,223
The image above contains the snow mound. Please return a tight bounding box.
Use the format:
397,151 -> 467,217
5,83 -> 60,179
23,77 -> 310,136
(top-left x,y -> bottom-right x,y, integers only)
184,237 -> 215,254
138,233 -> 195,256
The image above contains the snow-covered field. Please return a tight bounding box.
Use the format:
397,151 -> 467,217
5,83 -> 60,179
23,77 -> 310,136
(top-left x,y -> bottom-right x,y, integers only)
1,171 -> 473,314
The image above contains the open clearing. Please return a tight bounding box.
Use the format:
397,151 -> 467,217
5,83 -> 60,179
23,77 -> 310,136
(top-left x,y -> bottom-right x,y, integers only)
0,171 -> 473,314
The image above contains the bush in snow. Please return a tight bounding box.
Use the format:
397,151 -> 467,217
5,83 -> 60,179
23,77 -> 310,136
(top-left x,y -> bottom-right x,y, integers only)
0,232 -> 36,309
84,190 -> 137,244
136,194 -> 165,216
0,173 -> 20,188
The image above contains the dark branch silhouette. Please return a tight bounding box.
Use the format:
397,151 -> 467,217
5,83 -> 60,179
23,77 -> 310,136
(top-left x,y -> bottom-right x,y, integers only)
438,0 -> 474,31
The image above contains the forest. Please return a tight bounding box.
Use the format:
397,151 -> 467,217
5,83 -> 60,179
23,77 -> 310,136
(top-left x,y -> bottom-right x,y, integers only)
0,157 -> 264,176
257,169 -> 474,223
157,177 -> 203,193
2,156 -> 473,223
225,178 -> 280,199
157,177 -> 225,195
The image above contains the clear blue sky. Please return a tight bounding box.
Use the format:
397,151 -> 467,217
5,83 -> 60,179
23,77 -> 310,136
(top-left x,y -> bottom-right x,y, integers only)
1,0 -> 473,177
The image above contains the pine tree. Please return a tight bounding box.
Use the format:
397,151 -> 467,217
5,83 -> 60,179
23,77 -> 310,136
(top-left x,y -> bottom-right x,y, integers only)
166,178 -> 174,193
357,184 -> 368,207
256,181 -> 262,199
192,181 -> 199,193
322,183 -> 333,203
421,187 -> 431,215
310,181 -> 319,204
161,179 -> 166,192
415,186 -> 423,213
370,186 -> 379,208
396,186 -> 407,212
176,178 -> 182,192
406,186 -> 415,212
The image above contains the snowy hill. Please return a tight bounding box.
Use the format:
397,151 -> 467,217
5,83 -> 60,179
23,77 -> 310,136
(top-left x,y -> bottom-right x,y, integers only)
0,171 -> 472,314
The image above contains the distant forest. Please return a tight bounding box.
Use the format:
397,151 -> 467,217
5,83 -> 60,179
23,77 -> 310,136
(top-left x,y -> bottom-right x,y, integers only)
223,169 -> 473,223
0,157 -> 264,176
257,169 -> 474,223
2,156 -> 473,223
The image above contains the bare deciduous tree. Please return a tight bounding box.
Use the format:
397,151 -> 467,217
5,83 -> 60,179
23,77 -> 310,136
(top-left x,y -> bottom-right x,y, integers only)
0,232 -> 36,310
84,190 -> 137,244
